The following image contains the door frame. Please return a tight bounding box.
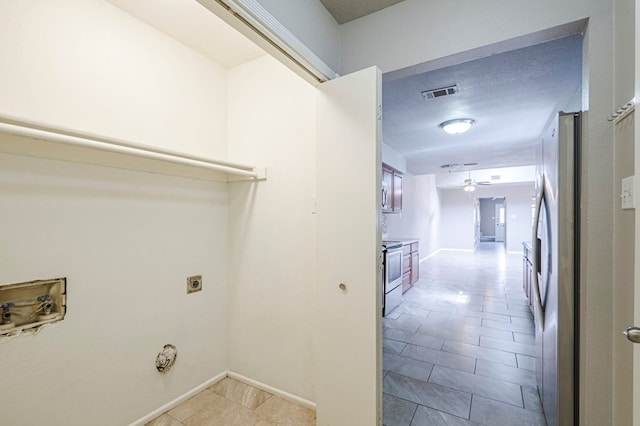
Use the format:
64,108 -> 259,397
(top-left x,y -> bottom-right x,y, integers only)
495,198 -> 506,244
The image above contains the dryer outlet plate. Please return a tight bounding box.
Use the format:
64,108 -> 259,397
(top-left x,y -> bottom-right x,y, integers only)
187,275 -> 202,294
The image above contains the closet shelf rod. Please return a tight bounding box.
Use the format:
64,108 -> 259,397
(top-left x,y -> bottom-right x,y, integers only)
0,117 -> 258,178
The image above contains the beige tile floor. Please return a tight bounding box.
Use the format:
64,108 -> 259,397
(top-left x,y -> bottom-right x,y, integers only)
146,377 -> 316,426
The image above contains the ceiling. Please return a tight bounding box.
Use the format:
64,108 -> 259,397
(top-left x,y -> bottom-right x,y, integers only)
319,0 -> 406,24
107,0 -> 265,69
382,34 -> 583,175
108,0 -> 582,180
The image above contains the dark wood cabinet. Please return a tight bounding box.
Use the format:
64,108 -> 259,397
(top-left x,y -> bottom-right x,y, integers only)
402,244 -> 411,293
382,163 -> 403,213
410,243 -> 419,284
401,241 -> 419,293
382,165 -> 394,213
393,172 -> 403,212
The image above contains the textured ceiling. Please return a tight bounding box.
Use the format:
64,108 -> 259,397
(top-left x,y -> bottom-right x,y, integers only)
382,35 -> 583,175
319,0 -> 406,24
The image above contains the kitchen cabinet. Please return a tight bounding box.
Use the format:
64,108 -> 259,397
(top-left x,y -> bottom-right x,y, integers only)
382,163 -> 403,213
393,172 -> 403,212
401,241 -> 419,293
382,165 -> 393,213
410,243 -> 419,284
522,242 -> 533,314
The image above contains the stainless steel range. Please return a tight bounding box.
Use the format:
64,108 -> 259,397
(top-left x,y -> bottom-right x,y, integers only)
382,241 -> 403,316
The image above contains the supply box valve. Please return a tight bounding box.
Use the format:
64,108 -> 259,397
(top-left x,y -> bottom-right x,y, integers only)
0,278 -> 66,336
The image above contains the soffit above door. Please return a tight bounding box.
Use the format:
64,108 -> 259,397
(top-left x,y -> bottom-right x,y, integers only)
319,0 -> 406,24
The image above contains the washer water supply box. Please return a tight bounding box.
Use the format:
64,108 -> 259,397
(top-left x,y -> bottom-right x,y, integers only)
0,278 -> 66,335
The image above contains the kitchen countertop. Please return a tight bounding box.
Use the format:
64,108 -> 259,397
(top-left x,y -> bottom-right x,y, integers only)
384,238 -> 419,245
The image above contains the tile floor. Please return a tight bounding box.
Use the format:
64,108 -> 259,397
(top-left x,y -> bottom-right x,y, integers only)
383,243 -> 547,426
146,377 -> 316,426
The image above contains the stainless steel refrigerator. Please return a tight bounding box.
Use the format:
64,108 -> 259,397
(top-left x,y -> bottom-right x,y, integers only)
533,111 -> 580,426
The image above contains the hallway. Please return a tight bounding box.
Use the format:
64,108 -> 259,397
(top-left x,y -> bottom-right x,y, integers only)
383,243 -> 546,425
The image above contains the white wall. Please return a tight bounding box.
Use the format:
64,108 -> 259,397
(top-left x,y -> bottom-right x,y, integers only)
611,1 -> 635,423
385,173 -> 441,258
339,2 -> 615,423
440,184 -> 535,253
226,55 -> 317,402
0,0 -> 228,159
382,141 -> 406,172
439,189 -> 475,250
0,1 -> 232,424
0,153 -> 229,426
254,0 -> 340,72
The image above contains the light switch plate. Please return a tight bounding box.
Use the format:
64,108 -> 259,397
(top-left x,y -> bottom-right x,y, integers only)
621,176 -> 635,210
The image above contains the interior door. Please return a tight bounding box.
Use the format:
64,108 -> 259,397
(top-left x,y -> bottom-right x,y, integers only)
474,198 -> 480,248
634,6 -> 640,420
315,66 -> 382,425
634,120 -> 640,425
633,4 -> 640,425
495,201 -> 506,242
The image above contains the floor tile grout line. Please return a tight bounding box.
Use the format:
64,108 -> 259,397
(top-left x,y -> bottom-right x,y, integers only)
383,247 -> 539,426
407,401 -> 419,425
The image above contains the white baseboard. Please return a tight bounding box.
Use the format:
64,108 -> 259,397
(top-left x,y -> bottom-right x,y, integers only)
128,371 -> 227,426
420,249 -> 441,263
227,371 -> 316,410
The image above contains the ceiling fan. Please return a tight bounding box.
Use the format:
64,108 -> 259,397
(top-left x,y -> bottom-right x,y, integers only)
462,171 -> 491,192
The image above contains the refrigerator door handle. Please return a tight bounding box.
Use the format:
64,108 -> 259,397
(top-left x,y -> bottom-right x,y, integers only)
532,178 -> 545,330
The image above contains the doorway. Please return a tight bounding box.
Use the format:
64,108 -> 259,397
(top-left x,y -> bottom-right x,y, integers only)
380,28 -> 584,426
479,197 -> 506,244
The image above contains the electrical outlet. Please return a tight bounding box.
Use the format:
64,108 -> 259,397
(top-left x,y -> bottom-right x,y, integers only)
187,275 -> 202,294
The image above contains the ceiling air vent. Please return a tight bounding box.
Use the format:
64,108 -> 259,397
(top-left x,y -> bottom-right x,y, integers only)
440,163 -> 462,171
440,162 -> 477,172
422,84 -> 458,100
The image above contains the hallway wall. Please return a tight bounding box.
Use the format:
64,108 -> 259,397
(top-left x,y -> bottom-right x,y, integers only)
439,184 -> 535,253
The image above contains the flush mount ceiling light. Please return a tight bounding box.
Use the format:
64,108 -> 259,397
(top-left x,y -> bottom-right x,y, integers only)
440,118 -> 475,135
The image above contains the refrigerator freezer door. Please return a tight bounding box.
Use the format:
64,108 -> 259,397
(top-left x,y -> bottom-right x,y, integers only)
533,112 -> 579,426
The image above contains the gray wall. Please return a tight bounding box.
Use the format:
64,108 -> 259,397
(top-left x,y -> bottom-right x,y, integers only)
385,173 -> 442,259
440,184 -> 535,253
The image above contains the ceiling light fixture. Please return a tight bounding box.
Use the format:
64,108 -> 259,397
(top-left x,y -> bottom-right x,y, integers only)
463,184 -> 476,192
440,118 -> 475,135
